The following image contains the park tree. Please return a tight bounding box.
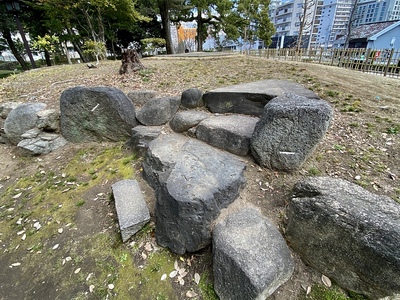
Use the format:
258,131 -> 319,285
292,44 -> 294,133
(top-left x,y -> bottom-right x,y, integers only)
0,3 -> 31,70
296,0 -> 315,52
224,0 -> 274,52
173,0 -> 233,52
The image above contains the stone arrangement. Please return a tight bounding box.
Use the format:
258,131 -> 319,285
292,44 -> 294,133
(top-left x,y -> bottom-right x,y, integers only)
1,80 -> 399,300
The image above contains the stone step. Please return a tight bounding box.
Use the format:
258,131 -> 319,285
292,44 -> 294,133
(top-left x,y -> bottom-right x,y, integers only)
111,179 -> 150,242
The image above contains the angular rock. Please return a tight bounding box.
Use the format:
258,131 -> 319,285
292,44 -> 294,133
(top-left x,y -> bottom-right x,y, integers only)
286,177 -> 400,299
17,133 -> 67,155
214,206 -> 294,300
181,88 -> 203,109
60,86 -> 138,143
126,125 -> 164,156
4,103 -> 46,145
142,134 -> 246,254
136,96 -> 180,126
251,93 -> 333,171
111,180 -> 150,242
169,110 -> 210,133
0,102 -> 22,119
36,109 -> 60,132
196,115 -> 259,156
127,90 -> 157,107
203,79 -> 319,116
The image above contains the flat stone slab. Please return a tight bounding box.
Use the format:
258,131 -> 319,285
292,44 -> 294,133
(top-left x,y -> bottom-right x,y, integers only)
196,115 -> 259,156
111,179 -> 150,242
203,79 -> 319,116
213,206 -> 294,300
286,177 -> 400,299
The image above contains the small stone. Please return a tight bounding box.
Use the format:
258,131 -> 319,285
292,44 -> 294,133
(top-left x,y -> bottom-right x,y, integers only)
108,284 -> 114,290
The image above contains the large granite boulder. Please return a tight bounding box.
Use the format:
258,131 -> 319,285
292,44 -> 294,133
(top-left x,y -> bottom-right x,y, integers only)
60,86 -> 138,143
196,115 -> 259,156
181,88 -> 203,109
286,177 -> 400,299
203,79 -> 319,116
251,93 -> 333,171
169,110 -> 210,133
213,206 -> 294,300
136,96 -> 180,126
4,103 -> 46,145
142,134 -> 246,254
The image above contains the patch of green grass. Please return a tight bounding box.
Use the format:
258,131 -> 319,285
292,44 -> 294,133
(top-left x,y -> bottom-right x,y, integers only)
75,199 -> 85,207
386,125 -> 399,134
300,284 -> 367,300
326,90 -> 339,97
308,167 -> 322,176
198,272 -> 218,300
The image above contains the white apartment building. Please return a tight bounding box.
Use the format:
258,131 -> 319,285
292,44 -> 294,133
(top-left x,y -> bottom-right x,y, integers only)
353,0 -> 400,26
270,0 -> 316,40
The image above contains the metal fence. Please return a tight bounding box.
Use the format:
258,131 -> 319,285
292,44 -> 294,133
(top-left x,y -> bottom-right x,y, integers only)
247,48 -> 400,78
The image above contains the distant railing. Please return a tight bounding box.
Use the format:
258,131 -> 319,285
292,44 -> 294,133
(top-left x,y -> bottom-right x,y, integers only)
246,48 -> 400,78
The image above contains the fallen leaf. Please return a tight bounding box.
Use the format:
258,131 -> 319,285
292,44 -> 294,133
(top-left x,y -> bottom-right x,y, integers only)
13,192 -> 22,199
10,262 -> 21,267
306,286 -> 311,296
52,244 -> 59,250
321,274 -> 331,287
86,273 -> 93,281
58,228 -> 63,234
174,260 -> 179,270
178,268 -> 186,275
169,270 -> 178,278
194,273 -> 201,285
74,268 -> 81,274
186,290 -> 198,298
141,252 -> 147,260
161,274 -> 167,281
144,242 -> 152,252
108,284 -> 114,290
89,285 -> 95,293
178,277 -> 184,285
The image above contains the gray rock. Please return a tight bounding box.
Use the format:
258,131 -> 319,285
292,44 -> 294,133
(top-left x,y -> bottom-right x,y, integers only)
0,102 -> 22,119
60,86 -> 138,143
142,134 -> 246,254
169,110 -> 210,133
181,88 -> 203,109
17,133 -> 67,155
214,206 -> 294,300
286,177 -> 400,299
203,79 -> 319,116
111,179 -> 150,242
251,93 -> 333,171
4,103 -> 47,145
21,128 -> 41,139
136,96 -> 180,126
142,133 -> 188,191
126,125 -> 164,156
36,109 -> 60,132
127,90 -> 157,107
196,115 -> 259,156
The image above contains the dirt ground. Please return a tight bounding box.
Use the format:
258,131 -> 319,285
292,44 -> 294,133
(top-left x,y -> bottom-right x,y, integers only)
0,54 -> 399,300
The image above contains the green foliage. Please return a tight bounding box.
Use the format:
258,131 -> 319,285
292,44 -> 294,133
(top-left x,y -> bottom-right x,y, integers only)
141,38 -> 166,52
302,284 -> 367,300
31,34 -> 59,53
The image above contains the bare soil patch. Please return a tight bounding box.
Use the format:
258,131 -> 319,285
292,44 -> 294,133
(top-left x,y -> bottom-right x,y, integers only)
0,55 -> 399,300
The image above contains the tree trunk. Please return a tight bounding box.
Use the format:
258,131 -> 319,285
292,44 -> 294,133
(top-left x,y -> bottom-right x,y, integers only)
119,49 -> 145,75
67,27 -> 88,63
196,14 -> 203,52
158,0 -> 174,54
44,50 -> 52,66
2,28 -> 29,71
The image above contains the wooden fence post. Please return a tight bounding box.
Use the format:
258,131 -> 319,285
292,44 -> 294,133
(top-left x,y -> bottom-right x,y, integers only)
384,48 -> 395,76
